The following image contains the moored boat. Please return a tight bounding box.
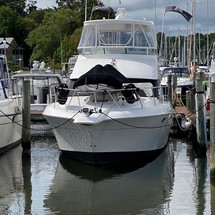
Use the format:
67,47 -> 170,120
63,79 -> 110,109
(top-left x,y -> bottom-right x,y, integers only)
0,55 -> 22,153
12,61 -> 63,121
43,7 -> 172,164
160,66 -> 194,105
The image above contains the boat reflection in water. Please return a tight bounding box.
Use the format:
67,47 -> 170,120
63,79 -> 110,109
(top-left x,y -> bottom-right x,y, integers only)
44,145 -> 174,215
0,146 -> 24,214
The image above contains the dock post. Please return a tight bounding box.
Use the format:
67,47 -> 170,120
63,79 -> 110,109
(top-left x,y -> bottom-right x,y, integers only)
186,90 -> 195,113
210,81 -> 215,177
21,79 -> 31,149
172,74 -> 177,107
167,74 -> 172,106
195,70 -> 207,154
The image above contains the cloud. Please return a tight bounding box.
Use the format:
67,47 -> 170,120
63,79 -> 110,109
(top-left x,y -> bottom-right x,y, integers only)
35,0 -> 215,35
103,0 -> 214,35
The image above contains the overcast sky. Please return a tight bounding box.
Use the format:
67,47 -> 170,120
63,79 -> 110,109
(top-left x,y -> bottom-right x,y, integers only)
36,0 -> 214,36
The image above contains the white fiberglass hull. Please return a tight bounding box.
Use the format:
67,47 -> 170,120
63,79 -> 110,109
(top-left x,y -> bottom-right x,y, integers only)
0,99 -> 22,153
43,97 -> 172,164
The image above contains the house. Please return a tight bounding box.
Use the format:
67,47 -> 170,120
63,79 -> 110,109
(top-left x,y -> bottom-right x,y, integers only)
0,37 -> 24,67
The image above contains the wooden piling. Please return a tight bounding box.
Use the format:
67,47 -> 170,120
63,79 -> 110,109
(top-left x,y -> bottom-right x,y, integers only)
167,74 -> 172,105
195,70 -> 207,154
210,81 -> 215,177
211,178 -> 215,213
186,90 -> 195,113
172,74 -> 177,107
21,79 -> 31,149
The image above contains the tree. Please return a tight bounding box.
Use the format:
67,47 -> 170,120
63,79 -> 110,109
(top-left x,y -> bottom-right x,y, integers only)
53,27 -> 82,64
56,0 -> 103,20
25,9 -> 81,63
0,6 -> 20,37
0,0 -> 26,16
25,0 -> 37,14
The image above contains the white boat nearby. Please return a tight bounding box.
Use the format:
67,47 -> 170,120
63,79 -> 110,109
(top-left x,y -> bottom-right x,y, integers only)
12,61 -> 63,121
0,55 -> 22,153
43,7 -> 172,164
160,66 -> 194,105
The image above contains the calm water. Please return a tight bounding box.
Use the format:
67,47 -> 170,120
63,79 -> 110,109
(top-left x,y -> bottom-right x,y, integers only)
0,135 -> 213,215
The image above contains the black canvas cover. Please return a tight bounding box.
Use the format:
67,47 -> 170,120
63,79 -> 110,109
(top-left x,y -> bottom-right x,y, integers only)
73,64 -> 129,89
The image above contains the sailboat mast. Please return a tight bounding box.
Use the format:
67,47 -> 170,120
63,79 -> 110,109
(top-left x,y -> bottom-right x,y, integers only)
192,0 -> 196,63
206,0 -> 209,65
85,0 -> 87,21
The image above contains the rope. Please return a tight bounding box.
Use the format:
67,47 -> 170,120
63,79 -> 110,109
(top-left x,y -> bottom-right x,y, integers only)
0,109 -> 80,131
100,111 -> 173,129
172,101 -> 208,132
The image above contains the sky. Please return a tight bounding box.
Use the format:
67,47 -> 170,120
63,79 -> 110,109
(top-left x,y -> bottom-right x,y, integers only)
36,0 -> 215,36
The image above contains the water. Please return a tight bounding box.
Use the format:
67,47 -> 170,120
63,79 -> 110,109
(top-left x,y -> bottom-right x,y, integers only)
0,135 -> 213,215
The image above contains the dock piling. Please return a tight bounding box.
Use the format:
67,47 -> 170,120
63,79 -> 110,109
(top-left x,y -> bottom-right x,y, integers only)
210,81 -> 215,177
167,74 -> 172,105
186,90 -> 195,113
21,79 -> 31,149
172,74 -> 177,107
195,70 -> 207,154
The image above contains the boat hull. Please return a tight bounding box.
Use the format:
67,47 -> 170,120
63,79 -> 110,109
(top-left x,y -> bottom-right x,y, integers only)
0,99 -> 22,154
44,102 -> 172,164
61,146 -> 167,165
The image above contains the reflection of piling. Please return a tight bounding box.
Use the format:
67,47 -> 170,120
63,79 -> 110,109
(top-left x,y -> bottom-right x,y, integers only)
196,158 -> 207,214
22,151 -> 32,214
195,70 -> 207,154
21,80 -> 31,149
211,178 -> 215,214
210,81 -> 215,177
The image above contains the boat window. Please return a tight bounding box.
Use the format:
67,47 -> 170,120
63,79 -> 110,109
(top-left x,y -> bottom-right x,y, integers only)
163,68 -> 189,78
78,22 -> 156,55
98,23 -> 133,46
78,25 -> 96,47
0,57 -> 4,79
134,24 -> 155,48
0,57 -> 10,87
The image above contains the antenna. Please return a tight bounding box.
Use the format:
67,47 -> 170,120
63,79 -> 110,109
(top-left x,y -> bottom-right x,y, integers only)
85,0 -> 87,21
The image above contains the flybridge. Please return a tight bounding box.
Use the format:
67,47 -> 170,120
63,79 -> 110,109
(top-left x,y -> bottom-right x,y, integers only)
78,16 -> 157,55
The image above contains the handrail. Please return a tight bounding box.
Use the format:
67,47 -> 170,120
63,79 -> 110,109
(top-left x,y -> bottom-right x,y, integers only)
50,84 -> 168,110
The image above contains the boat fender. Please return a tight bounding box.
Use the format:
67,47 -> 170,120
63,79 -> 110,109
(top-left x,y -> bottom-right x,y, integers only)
57,83 -> 69,105
122,83 -> 138,104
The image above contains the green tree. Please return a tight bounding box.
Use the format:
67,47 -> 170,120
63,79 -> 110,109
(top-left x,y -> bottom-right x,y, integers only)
25,0 -> 37,14
53,27 -> 82,64
0,6 -> 20,37
0,0 -> 26,16
25,9 -> 80,63
56,0 -> 106,20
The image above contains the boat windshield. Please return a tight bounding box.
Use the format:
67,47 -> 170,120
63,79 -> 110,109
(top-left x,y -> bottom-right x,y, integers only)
0,55 -> 9,85
0,57 -> 4,78
78,21 -> 156,55
162,68 -> 190,78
